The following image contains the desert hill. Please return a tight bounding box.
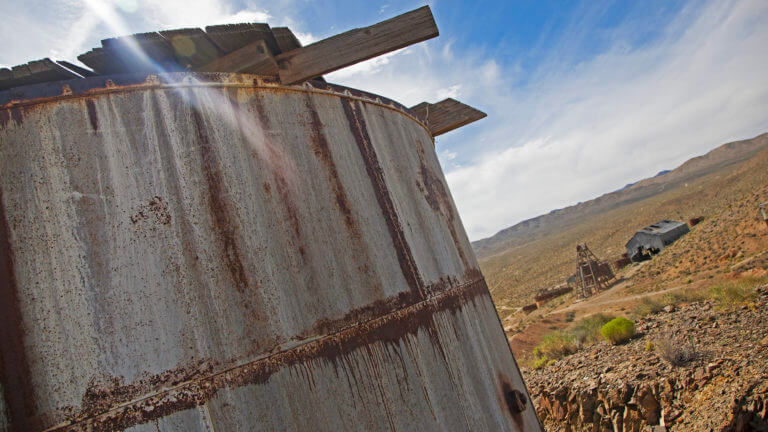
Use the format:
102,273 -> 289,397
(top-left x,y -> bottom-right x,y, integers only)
473,132 -> 768,311
474,132 -> 768,260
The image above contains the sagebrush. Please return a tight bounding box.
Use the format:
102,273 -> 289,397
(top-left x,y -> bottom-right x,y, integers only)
601,317 -> 636,344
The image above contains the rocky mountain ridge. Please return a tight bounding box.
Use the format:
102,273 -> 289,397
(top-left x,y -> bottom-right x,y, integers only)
473,133 -> 768,260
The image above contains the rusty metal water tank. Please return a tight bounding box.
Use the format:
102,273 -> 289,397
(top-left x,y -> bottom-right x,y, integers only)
0,72 -> 541,431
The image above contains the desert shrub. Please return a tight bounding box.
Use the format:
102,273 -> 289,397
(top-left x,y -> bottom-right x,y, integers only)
534,331 -> 578,360
565,311 -> 576,322
681,287 -> 708,302
662,292 -> 687,306
633,297 -> 663,318
645,341 -> 655,352
656,337 -> 697,366
532,356 -> 555,370
570,314 -> 614,345
708,278 -> 762,308
601,317 -> 636,345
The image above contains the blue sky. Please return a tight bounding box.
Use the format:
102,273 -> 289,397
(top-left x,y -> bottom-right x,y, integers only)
2,0 -> 767,240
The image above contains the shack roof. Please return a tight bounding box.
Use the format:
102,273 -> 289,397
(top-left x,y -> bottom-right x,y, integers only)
636,219 -> 687,235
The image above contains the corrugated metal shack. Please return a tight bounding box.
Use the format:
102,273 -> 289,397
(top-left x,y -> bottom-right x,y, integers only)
625,220 -> 689,261
0,7 -> 542,432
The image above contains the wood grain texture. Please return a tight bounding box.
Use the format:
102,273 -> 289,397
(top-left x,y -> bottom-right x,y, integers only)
160,28 -> 223,69
101,32 -> 182,72
276,6 -> 438,84
205,23 -> 279,55
77,48 -> 115,74
0,59 -> 81,90
410,98 -> 487,136
272,27 -> 302,53
196,39 -> 278,75
56,61 -> 97,77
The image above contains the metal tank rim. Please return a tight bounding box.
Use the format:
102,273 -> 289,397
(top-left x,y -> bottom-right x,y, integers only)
0,72 -> 432,138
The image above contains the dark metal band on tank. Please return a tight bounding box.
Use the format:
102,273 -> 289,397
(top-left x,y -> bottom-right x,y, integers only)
0,72 -> 429,136
43,276 -> 488,432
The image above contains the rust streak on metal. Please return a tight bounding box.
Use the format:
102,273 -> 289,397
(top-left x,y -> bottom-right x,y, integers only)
0,189 -> 36,432
305,95 -> 359,238
415,145 -> 470,269
0,109 -> 9,129
85,99 -> 99,131
340,98 -> 424,298
251,94 -> 304,242
0,107 -> 23,129
190,98 -> 251,294
46,277 -> 489,432
303,94 -> 382,294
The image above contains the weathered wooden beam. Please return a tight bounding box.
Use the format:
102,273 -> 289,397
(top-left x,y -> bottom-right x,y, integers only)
0,68 -> 14,91
205,23 -> 279,55
196,39 -> 278,75
0,59 -> 83,91
272,27 -> 302,53
275,6 -> 438,85
160,28 -> 223,69
56,60 -> 97,77
271,27 -> 326,82
410,98 -> 487,136
78,48 -> 117,74
102,32 -> 182,73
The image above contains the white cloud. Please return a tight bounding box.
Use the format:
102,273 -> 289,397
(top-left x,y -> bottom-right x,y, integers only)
3,0 -> 766,245
329,0 -> 768,241
0,0 -> 280,67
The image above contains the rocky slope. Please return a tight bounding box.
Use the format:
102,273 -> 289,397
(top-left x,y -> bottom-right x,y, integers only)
477,133 -> 768,312
523,286 -> 768,431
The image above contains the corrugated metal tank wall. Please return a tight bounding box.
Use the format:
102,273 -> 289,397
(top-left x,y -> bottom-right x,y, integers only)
0,73 -> 540,431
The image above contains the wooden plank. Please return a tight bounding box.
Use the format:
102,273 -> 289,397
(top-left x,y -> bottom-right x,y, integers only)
205,23 -> 279,55
11,64 -> 32,83
0,68 -> 14,91
409,102 -> 430,118
29,59 -> 81,79
275,6 -> 438,85
56,60 -> 97,77
102,32 -> 182,73
78,47 -> 125,74
271,27 -> 302,53
409,98 -> 487,136
271,27 -> 325,82
196,39 -> 278,75
0,59 -> 81,90
160,28 -> 223,69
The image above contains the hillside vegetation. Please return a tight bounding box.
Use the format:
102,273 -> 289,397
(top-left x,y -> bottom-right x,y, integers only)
474,133 -> 768,315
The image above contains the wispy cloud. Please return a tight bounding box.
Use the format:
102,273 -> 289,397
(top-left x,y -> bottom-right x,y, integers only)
2,0 -> 766,244
0,0 -> 282,67
329,0 -> 768,240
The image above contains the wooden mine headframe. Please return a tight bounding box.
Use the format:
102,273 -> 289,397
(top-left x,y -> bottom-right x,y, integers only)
576,243 -> 615,297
